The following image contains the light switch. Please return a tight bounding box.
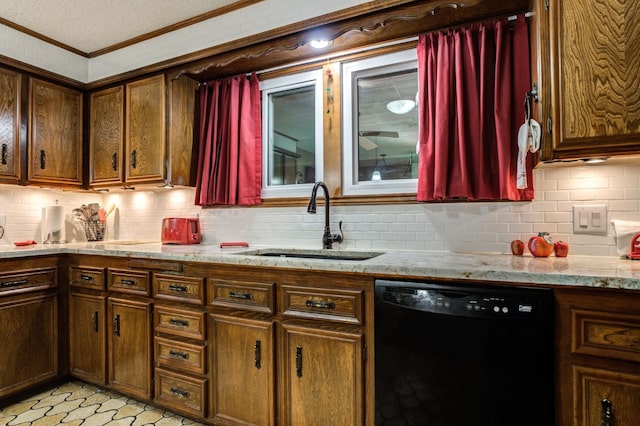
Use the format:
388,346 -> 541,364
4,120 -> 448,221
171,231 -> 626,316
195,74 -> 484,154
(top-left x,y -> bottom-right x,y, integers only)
573,205 -> 607,235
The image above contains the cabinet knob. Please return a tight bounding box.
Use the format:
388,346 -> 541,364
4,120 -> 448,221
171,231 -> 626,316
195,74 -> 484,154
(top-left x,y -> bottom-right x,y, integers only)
1,143 -> 7,165
295,345 -> 303,378
601,398 -> 612,426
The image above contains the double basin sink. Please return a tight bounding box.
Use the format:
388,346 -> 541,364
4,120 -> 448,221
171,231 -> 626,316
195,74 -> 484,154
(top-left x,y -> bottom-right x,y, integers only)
236,248 -> 383,261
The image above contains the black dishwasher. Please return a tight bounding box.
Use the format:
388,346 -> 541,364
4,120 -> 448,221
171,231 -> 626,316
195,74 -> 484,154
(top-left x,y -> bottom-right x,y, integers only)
374,279 -> 554,426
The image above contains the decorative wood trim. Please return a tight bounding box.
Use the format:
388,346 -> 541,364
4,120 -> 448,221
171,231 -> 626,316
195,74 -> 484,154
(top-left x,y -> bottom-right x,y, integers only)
87,0 -> 264,57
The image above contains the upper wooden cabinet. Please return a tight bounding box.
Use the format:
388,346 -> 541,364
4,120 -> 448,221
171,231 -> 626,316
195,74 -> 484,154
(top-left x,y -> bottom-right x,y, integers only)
125,74 -> 166,184
28,78 -> 83,187
539,0 -> 640,161
89,74 -> 198,188
89,86 -> 124,185
0,67 -> 22,184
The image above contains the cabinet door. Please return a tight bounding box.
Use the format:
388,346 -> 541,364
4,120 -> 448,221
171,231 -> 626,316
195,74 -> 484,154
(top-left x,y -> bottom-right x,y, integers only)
210,314 -> 275,425
167,76 -> 198,186
0,293 -> 58,398
0,67 -> 21,183
28,78 -> 82,186
69,292 -> 106,385
108,297 -> 152,399
90,86 -> 124,185
280,323 -> 364,426
573,365 -> 640,426
541,0 -> 640,160
125,74 -> 166,183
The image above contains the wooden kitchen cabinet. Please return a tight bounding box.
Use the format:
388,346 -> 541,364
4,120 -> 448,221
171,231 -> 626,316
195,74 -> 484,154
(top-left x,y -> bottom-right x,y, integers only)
0,67 -> 22,184
69,292 -> 107,385
209,314 -> 276,425
108,296 -> 153,400
280,322 -> 364,426
28,77 -> 82,186
0,260 -> 59,399
555,288 -> 640,426
89,86 -> 124,185
125,74 -> 166,184
538,0 -> 640,161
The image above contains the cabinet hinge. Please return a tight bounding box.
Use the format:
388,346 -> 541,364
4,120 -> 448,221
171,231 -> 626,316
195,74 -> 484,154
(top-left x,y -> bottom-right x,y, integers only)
546,116 -> 553,134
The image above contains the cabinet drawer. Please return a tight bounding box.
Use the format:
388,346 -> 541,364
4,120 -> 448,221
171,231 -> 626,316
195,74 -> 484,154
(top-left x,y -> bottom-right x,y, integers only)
155,336 -> 206,375
70,266 -> 105,290
208,279 -> 274,314
155,306 -> 205,340
153,274 -> 204,305
108,268 -> 150,295
155,367 -> 206,418
0,267 -> 56,296
572,308 -> 640,363
281,285 -> 363,325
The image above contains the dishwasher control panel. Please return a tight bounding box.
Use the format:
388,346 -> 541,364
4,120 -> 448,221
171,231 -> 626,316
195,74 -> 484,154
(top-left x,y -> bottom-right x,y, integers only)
375,279 -> 551,320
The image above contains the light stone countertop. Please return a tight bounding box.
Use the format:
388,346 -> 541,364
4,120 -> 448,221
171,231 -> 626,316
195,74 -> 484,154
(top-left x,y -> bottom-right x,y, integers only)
2,241 -> 640,291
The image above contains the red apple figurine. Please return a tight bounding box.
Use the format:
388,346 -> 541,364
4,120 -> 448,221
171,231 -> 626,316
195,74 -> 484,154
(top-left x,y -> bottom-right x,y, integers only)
554,240 -> 569,257
528,232 -> 554,257
511,239 -> 525,256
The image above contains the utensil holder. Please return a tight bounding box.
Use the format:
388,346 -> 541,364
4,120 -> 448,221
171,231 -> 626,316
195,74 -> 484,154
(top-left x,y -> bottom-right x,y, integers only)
85,220 -> 106,241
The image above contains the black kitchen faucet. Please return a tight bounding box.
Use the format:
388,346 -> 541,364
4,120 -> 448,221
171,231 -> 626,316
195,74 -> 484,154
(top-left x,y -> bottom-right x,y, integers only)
307,181 -> 343,249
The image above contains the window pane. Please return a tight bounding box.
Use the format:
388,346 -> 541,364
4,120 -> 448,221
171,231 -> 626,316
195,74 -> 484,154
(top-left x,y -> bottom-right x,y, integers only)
356,68 -> 418,182
267,85 -> 316,186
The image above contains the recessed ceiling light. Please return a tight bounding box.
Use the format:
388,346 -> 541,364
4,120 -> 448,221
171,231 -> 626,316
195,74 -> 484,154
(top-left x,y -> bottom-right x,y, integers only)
310,39 -> 330,49
386,99 -> 416,114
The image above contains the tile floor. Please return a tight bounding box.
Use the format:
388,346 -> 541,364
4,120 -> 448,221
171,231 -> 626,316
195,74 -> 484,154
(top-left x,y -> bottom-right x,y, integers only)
0,381 -> 205,426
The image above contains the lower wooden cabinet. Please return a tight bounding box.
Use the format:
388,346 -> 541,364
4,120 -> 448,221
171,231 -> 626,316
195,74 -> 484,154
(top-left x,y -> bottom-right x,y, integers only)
69,292 -> 107,385
0,293 -> 58,398
155,367 -> 207,418
209,314 -> 275,425
108,297 -> 153,400
556,288 -> 640,426
280,322 -> 364,426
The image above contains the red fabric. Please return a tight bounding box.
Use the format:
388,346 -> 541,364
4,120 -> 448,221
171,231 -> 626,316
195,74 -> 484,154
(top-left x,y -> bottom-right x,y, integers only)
195,73 -> 262,206
417,15 -> 534,202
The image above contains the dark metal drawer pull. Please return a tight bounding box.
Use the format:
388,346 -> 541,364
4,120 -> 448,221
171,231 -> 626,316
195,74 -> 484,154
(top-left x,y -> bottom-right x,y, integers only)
40,149 -> 46,169
131,150 -> 137,169
169,350 -> 189,360
119,279 -> 136,285
306,300 -> 336,309
1,143 -> 7,165
229,291 -> 252,300
111,152 -> 118,171
113,314 -> 120,336
170,387 -> 190,398
80,274 -> 94,281
91,311 -> 99,332
295,345 -> 303,377
168,318 -> 189,327
601,398 -> 612,426
168,284 -> 188,292
1,279 -> 28,288
254,340 -> 261,369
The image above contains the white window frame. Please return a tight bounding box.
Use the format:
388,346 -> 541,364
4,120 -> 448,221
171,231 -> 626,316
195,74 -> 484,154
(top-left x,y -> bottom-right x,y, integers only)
342,49 -> 418,196
260,69 -> 324,199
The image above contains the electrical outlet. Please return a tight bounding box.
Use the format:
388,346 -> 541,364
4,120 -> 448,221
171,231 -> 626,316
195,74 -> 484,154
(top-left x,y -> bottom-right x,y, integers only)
573,205 -> 607,235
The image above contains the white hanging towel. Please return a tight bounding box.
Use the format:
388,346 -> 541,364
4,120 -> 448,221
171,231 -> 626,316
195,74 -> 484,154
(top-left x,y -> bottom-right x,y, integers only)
516,118 -> 541,189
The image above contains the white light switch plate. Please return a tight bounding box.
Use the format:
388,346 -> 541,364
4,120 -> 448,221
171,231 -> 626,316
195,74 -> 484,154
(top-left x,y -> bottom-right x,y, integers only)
573,205 -> 607,235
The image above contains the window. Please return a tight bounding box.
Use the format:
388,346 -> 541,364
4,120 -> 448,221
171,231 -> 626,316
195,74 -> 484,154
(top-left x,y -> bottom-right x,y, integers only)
342,50 -> 418,195
260,69 -> 324,198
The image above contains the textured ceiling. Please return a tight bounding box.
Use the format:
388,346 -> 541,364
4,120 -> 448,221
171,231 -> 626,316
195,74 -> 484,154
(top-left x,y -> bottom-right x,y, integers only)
0,0 -> 244,54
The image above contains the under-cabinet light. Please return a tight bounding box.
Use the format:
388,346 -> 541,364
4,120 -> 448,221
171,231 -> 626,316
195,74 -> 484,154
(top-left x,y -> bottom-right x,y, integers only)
310,39 -> 330,49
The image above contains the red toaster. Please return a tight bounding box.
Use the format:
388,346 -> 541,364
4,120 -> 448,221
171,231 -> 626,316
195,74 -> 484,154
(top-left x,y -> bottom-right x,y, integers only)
161,217 -> 202,245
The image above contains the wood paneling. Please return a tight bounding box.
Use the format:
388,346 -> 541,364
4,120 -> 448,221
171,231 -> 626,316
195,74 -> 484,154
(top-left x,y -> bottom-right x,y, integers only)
167,76 -> 198,186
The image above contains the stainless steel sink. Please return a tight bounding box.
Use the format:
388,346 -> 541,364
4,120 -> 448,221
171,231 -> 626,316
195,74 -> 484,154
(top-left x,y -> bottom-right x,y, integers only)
236,248 -> 383,261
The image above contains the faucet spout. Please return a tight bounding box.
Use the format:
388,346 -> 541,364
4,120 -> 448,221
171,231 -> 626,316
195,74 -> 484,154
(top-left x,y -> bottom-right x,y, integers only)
307,182 -> 343,249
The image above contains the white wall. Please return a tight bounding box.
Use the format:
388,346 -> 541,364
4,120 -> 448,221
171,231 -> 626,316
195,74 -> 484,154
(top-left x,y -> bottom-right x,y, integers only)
2,162 -> 640,256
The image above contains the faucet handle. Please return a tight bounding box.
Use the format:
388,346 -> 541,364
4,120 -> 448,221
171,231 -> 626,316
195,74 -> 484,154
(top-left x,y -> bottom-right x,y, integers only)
334,221 -> 344,244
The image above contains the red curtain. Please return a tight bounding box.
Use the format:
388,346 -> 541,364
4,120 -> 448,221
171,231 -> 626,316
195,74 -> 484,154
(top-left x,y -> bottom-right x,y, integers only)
416,15 -> 534,202
194,73 -> 262,206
